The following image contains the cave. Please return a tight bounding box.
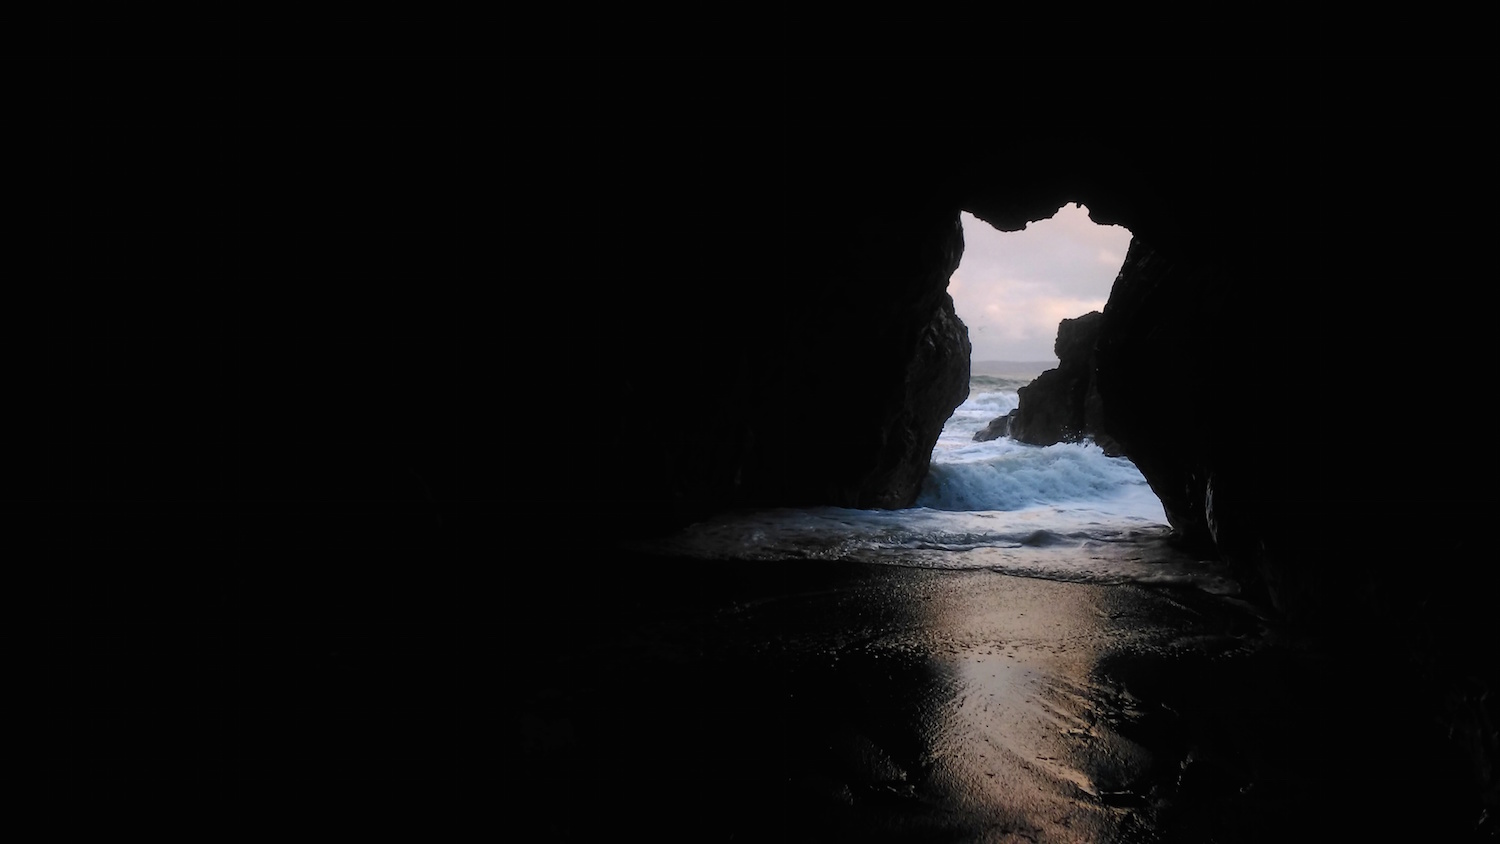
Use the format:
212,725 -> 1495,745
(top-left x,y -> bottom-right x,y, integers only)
33,59 -> 1498,839
497,61 -> 1500,839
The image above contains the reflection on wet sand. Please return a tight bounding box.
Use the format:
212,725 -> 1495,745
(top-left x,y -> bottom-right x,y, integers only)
518,557 -> 1476,842
837,570 -> 1176,842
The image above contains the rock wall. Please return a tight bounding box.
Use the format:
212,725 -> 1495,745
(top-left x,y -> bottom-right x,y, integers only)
594,200 -> 972,530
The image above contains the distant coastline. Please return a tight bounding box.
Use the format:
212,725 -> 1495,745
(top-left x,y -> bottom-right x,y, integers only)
970,359 -> 1055,378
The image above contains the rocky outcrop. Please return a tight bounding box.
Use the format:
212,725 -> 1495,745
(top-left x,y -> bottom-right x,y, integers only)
1011,367 -> 1081,445
875,288 -> 972,507
976,311 -> 1123,454
972,412 -> 1012,442
1009,313 -> 1100,447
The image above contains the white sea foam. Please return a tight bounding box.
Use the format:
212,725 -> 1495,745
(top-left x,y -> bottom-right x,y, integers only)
918,441 -> 1159,513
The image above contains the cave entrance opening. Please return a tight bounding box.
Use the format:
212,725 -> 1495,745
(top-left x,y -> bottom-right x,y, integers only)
950,204 -> 1126,377
917,203 -> 1167,521
634,202 -> 1190,584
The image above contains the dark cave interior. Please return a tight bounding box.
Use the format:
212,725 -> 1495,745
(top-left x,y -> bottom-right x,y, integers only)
27,59 -> 1498,832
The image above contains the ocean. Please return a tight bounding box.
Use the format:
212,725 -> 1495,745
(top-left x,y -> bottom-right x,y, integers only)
636,365 -> 1240,596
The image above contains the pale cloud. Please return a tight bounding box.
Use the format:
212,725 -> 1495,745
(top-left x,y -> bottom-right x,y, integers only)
951,205 -> 1130,362
1036,296 -> 1109,328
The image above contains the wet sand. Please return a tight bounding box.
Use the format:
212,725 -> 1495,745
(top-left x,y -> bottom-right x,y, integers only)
47,536 -> 1482,840
516,554 -> 1482,842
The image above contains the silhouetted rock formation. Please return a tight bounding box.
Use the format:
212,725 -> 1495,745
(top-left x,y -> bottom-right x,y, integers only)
1012,367 -> 1080,446
996,311 -> 1122,455
599,204 -> 971,524
972,412 -> 1012,442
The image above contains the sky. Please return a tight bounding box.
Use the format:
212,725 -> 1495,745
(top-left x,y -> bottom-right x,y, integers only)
949,204 -> 1132,363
